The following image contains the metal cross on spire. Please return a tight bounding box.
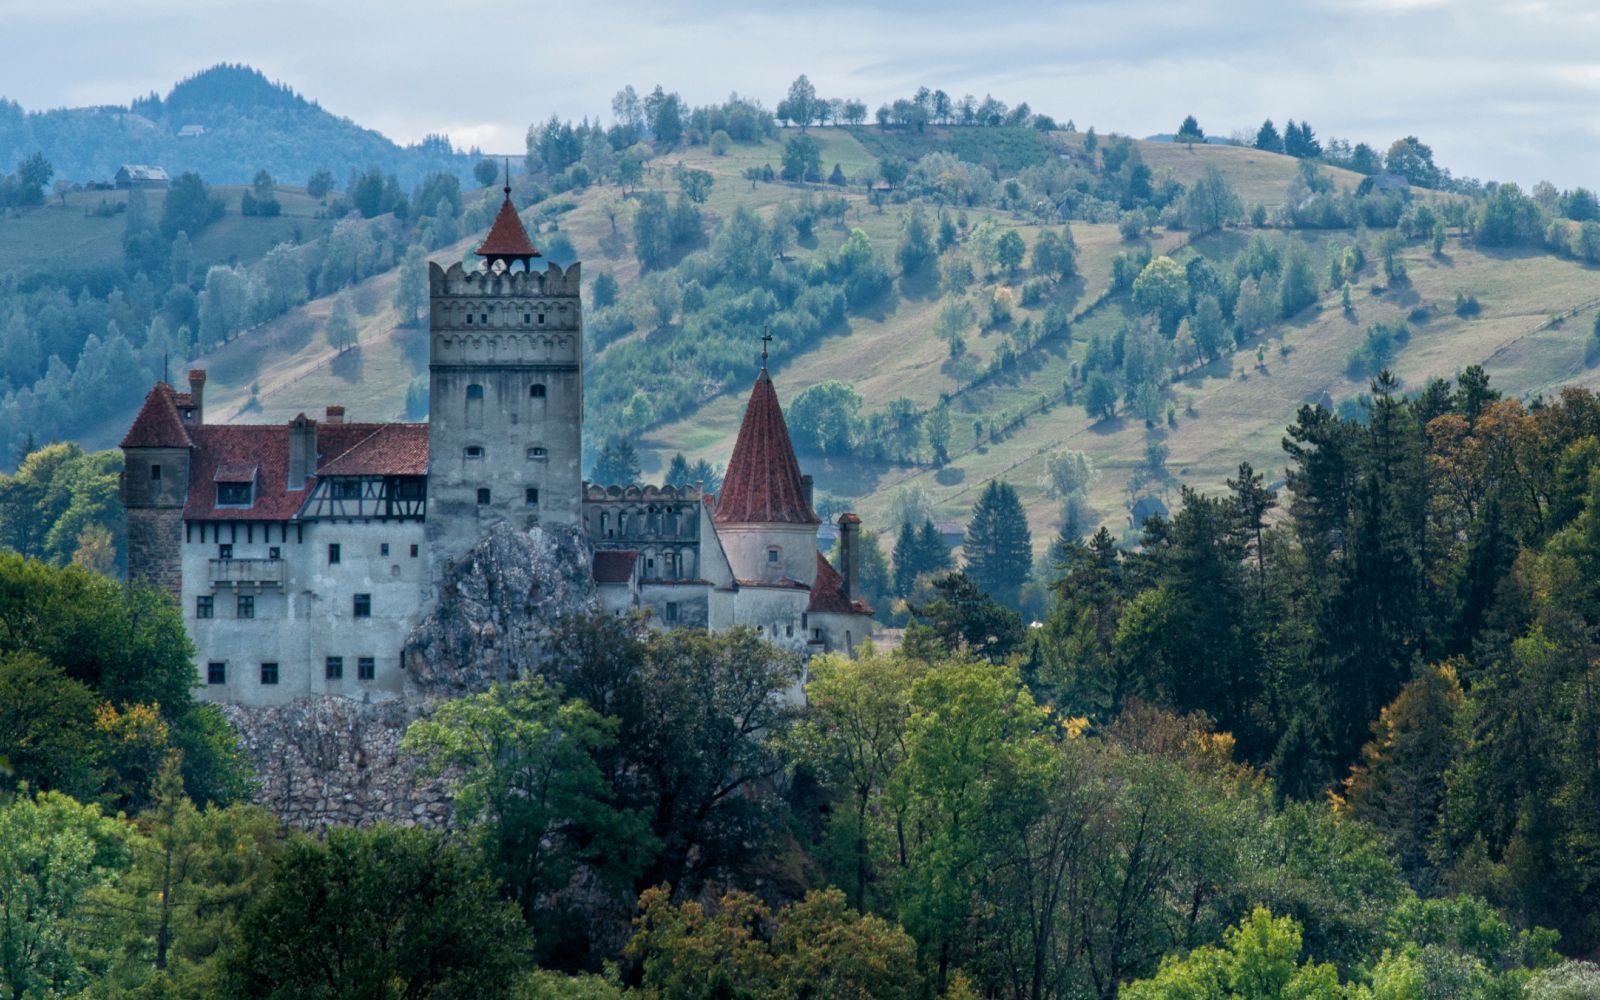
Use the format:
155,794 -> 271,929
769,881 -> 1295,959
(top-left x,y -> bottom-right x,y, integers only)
760,327 -> 773,369
503,157 -> 511,199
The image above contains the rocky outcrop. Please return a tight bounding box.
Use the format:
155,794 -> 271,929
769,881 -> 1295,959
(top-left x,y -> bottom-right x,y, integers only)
226,522 -> 598,830
405,521 -> 597,698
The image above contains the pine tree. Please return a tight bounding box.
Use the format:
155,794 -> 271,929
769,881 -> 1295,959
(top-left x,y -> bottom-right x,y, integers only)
1254,118 -> 1284,154
663,453 -> 692,487
591,438 -> 641,486
893,521 -> 920,596
963,481 -> 1032,607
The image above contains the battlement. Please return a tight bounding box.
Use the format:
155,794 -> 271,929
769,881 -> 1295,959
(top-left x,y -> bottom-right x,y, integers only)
428,260 -> 582,298
585,483 -> 707,503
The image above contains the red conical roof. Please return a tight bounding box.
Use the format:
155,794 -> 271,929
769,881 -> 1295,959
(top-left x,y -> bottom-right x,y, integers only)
715,368 -> 820,525
121,382 -> 193,449
475,191 -> 539,261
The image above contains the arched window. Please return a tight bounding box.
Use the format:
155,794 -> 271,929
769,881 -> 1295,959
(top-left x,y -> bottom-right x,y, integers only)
529,383 -> 546,398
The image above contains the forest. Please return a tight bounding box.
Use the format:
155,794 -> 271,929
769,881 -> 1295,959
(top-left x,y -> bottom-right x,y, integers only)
5,366 -> 1600,997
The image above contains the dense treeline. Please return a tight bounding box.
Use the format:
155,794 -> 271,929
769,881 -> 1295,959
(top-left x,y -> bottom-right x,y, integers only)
0,64 -> 474,187
12,368 -> 1600,997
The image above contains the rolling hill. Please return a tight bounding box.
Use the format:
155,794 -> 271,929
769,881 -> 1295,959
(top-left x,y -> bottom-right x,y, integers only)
38,120 -> 1600,561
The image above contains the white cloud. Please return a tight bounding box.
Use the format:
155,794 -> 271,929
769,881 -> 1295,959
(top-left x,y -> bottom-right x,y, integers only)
0,0 -> 1596,188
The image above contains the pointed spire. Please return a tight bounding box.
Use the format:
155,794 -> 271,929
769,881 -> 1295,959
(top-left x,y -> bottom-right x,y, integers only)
475,169 -> 540,265
714,365 -> 820,526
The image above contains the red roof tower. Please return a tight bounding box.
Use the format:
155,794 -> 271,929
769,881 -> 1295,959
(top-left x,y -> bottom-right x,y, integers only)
475,163 -> 540,268
715,344 -> 820,526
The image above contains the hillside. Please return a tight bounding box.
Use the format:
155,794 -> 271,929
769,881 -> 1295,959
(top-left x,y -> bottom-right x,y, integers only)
45,123 -> 1600,561
0,64 -> 475,187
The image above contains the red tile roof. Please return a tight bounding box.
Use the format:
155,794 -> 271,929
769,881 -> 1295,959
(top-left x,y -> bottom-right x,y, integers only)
593,549 -> 638,584
317,424 -> 428,476
121,383 -> 194,449
807,552 -> 873,616
184,421 -> 429,521
475,194 -> 540,260
714,369 -> 820,525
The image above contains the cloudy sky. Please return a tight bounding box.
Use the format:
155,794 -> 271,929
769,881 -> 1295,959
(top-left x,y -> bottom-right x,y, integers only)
4,0 -> 1597,188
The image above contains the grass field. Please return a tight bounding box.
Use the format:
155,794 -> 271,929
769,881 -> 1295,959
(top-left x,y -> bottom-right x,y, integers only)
0,184 -> 334,278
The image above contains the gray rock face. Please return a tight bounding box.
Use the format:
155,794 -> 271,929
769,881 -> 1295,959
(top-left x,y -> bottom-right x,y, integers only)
405,521 -> 598,698
225,521 -> 598,830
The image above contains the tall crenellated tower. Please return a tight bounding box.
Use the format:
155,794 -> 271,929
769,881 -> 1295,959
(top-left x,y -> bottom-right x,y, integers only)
425,184 -> 583,571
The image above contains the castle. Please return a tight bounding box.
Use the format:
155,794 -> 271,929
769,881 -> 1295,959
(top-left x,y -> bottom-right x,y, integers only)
119,187 -> 873,706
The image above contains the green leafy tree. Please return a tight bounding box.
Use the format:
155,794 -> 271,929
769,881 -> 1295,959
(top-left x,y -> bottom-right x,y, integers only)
221,825 -> 527,1000
787,380 -> 861,456
1084,371 -> 1118,420
1185,166 -> 1243,235
159,172 -> 223,240
1122,908 -> 1343,1000
996,229 -> 1027,274
1031,226 -> 1079,282
305,168 -> 334,200
782,134 -> 823,183
1132,255 -> 1190,332
0,790 -> 130,999
896,207 -> 935,276
0,653 -> 102,801
676,166 -> 713,204
402,677 -> 657,923
474,158 -> 499,187
325,292 -> 357,353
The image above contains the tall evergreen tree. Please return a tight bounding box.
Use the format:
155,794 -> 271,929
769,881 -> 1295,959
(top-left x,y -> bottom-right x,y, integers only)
963,480 -> 1032,607
1254,118 -> 1284,153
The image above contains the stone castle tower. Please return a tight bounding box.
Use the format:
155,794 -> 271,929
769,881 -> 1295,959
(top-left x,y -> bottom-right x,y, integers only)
424,184 -> 583,571
120,369 -> 205,598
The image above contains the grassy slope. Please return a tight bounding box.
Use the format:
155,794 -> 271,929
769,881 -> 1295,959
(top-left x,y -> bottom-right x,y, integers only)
0,186 -> 332,277
51,131 -> 1600,554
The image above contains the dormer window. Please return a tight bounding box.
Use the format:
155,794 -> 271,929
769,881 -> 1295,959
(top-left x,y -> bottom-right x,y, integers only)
216,482 -> 252,507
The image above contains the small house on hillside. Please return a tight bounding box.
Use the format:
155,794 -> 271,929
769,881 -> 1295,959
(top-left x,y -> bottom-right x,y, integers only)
115,165 -> 170,189
177,124 -> 206,138
1357,174 -> 1409,197
934,520 -> 965,549
1129,495 -> 1169,531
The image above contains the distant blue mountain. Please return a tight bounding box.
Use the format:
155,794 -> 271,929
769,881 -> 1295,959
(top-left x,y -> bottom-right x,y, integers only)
0,64 -> 477,188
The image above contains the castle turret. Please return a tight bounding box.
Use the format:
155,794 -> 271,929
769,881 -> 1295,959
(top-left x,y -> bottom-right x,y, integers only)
714,352 -> 821,587
425,184 -> 582,571
120,382 -> 194,598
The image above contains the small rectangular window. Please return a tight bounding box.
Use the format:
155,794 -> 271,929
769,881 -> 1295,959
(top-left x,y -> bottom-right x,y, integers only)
409,544 -> 419,558
480,313 -> 488,324
537,313 -> 545,324
218,543 -> 233,559
269,546 -> 281,560
476,488 -> 491,505
151,464 -> 162,481
525,488 -> 539,507
260,662 -> 279,685
207,662 -> 226,685
353,593 -> 371,617
196,596 -> 214,619
465,446 -> 484,459
527,446 -> 547,460
217,482 -> 251,505
767,548 -> 779,563
325,656 -> 343,680
358,656 -> 375,680
328,543 -> 341,564
466,313 -> 474,325
236,595 -> 254,619
665,602 -> 678,623
529,384 -> 546,398
380,543 -> 390,557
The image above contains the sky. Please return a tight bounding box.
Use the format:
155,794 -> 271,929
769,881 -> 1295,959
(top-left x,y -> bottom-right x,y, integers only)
2,0 -> 1598,189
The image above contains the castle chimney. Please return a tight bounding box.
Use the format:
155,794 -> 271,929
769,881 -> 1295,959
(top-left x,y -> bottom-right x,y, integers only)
288,413 -> 317,490
801,474 -> 814,512
187,369 -> 206,424
325,405 -> 345,425
838,513 -> 861,602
